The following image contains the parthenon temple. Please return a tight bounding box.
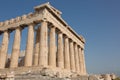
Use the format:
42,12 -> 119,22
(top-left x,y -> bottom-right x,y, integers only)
0,2 -> 86,77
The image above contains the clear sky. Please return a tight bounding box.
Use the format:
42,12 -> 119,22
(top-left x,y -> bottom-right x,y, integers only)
0,0 -> 120,76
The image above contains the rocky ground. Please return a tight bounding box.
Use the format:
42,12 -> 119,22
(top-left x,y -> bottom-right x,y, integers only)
0,66 -> 98,80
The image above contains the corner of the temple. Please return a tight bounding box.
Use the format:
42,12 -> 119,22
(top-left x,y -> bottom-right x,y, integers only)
79,35 -> 86,43
34,2 -> 50,10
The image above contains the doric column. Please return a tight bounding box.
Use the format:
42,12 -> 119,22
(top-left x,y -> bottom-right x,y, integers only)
0,31 -> 9,69
10,27 -> 21,68
39,21 -> 48,67
64,36 -> 70,70
57,31 -> 64,68
74,43 -> 80,73
78,47 -> 82,74
49,26 -> 56,68
33,27 -> 40,66
69,40 -> 75,71
81,49 -> 86,75
24,23 -> 34,67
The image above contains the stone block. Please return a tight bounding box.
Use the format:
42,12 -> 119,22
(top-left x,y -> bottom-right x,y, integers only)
4,20 -> 9,25
9,19 -> 15,24
22,15 -> 27,20
0,22 -> 4,26
71,75 -> 88,80
28,13 -> 34,18
88,75 -> 98,80
15,17 -> 21,22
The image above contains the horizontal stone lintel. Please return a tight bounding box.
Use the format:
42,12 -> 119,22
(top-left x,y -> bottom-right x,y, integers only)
0,4 -> 85,45
0,14 -> 43,32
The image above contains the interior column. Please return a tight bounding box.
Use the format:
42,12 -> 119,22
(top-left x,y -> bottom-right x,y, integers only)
33,27 -> 40,66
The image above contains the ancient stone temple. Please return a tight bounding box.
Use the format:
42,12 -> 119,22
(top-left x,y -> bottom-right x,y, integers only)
0,2 -> 91,80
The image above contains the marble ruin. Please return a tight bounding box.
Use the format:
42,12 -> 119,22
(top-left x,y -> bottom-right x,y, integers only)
0,2 -> 87,79
95,74 -> 116,80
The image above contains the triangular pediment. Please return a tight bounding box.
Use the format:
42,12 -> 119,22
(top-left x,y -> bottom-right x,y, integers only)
34,2 -> 62,16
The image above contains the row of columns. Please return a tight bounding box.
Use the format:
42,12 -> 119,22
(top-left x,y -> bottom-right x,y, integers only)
0,21 -> 86,75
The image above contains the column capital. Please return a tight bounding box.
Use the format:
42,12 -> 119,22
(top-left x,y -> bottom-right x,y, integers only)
49,24 -> 56,29
73,42 -> 77,46
3,30 -> 10,38
15,26 -> 22,31
57,29 -> 62,34
74,43 -> 79,48
78,45 -> 81,48
69,38 -> 73,42
3,30 -> 8,32
63,34 -> 69,39
27,22 -> 35,26
41,18 -> 48,23
48,22 -> 56,29
81,47 -> 84,51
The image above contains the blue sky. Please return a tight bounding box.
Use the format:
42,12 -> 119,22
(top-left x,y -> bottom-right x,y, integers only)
0,0 -> 120,75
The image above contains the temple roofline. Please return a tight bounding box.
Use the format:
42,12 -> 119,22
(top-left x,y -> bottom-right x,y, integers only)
34,2 -> 62,15
34,2 -> 85,43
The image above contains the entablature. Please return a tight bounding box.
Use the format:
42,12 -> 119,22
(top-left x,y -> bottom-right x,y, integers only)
0,2 -> 85,46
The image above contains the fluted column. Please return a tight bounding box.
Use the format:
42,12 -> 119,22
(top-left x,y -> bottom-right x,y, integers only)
33,27 -> 40,66
10,27 -> 21,68
0,31 -> 9,69
78,47 -> 82,74
49,26 -> 56,68
74,43 -> 80,73
57,31 -> 64,68
64,36 -> 70,70
39,21 -> 48,67
24,23 -> 34,67
81,49 -> 86,75
69,40 -> 75,71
